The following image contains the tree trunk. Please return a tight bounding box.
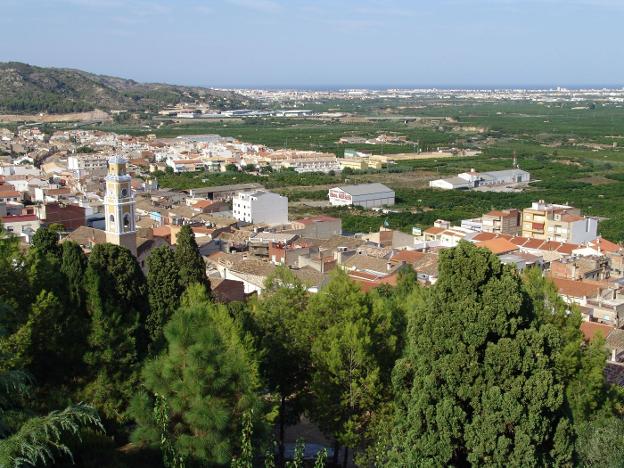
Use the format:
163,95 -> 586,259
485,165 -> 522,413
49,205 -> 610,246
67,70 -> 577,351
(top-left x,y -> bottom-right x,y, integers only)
278,394 -> 286,466
342,446 -> 349,468
332,441 -> 340,466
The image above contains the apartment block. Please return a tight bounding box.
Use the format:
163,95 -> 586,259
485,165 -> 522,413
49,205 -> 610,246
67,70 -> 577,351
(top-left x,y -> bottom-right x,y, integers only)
232,190 -> 288,226
482,209 -> 521,235
521,201 -> 598,243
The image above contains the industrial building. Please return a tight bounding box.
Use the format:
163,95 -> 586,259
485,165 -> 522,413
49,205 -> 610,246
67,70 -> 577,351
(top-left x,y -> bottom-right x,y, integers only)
328,183 -> 395,208
429,168 -> 530,190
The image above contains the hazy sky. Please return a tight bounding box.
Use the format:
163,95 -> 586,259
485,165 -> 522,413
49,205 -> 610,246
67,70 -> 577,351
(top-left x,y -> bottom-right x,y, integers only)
1,0 -> 622,87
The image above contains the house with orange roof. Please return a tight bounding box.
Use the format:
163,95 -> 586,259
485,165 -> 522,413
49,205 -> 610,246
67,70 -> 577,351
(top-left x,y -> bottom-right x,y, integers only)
476,237 -> 520,255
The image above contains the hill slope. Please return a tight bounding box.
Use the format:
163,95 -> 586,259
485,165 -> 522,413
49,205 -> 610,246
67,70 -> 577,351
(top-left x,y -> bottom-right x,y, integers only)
0,62 -> 250,114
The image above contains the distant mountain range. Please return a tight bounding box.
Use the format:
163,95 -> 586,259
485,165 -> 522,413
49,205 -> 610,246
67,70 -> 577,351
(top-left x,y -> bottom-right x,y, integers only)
0,62 -> 251,114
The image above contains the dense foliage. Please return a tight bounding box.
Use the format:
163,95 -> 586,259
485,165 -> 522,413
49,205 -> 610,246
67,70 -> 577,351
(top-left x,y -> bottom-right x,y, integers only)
0,220 -> 622,466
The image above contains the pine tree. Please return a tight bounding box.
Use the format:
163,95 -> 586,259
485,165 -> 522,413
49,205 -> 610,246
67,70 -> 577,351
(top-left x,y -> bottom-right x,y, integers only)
174,225 -> 209,292
130,287 -> 263,465
146,245 -> 183,352
305,270 -> 397,466
251,266 -> 310,462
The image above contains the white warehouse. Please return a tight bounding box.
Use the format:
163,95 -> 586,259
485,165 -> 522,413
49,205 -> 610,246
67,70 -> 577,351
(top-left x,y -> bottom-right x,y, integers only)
430,168 -> 530,190
232,190 -> 288,226
328,183 -> 395,208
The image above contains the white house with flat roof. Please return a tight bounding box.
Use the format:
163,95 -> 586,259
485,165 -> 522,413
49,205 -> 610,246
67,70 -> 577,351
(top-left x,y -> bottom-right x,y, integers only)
232,190 -> 288,226
328,183 -> 395,208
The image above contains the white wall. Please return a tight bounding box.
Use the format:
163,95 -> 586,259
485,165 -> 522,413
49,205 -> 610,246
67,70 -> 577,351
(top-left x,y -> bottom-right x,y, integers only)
569,218 -> 598,244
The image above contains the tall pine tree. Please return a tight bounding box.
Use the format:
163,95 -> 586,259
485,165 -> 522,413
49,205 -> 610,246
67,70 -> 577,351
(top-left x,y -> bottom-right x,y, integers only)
130,285 -> 263,465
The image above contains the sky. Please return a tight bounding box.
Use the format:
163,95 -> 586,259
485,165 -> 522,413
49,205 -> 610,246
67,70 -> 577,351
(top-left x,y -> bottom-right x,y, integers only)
0,0 -> 622,88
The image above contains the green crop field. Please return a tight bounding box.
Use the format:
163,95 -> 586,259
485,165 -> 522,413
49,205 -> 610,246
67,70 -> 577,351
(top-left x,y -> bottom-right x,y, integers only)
87,98 -> 624,241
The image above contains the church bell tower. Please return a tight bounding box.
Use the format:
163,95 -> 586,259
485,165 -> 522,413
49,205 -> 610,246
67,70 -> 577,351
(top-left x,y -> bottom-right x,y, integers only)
104,155 -> 137,255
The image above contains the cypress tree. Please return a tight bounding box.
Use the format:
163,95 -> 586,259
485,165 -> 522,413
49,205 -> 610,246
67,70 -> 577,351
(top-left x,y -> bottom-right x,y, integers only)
60,241 -> 88,311
174,225 -> 209,292
82,243 -> 148,423
146,245 -> 183,352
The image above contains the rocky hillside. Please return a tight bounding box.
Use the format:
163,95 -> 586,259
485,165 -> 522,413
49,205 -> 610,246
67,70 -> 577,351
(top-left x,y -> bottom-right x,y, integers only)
0,62 -> 250,114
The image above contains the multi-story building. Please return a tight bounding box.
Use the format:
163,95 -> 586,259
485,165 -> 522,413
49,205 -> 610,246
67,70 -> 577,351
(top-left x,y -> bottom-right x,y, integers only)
67,155 -> 109,177
482,209 -> 522,235
522,201 -> 597,243
232,190 -> 288,226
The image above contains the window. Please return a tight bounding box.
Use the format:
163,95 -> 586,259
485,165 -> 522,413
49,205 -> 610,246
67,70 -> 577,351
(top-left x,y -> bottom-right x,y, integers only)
123,214 -> 131,230
121,188 -> 128,197
109,214 -> 115,224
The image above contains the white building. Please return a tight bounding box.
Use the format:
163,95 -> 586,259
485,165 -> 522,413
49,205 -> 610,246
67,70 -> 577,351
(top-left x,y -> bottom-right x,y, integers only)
430,168 -> 530,190
328,183 -> 395,208
232,190 -> 288,226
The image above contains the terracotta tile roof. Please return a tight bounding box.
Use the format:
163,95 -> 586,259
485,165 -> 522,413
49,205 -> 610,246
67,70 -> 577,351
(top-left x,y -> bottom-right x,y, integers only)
476,238 -> 519,255
522,238 -> 545,249
556,243 -> 580,255
590,237 -> 621,254
391,250 -> 425,264
510,236 -> 531,246
424,226 -> 444,235
152,226 -> 171,238
550,277 -> 604,298
192,199 -> 215,209
349,271 -> 399,292
471,232 -> 498,242
580,321 -> 614,342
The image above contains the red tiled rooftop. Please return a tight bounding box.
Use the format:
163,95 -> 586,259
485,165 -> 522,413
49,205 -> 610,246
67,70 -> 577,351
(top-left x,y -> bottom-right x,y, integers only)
391,250 -> 426,264
471,232 -> 498,242
152,226 -> 171,237
424,226 -> 445,235
476,238 -> 519,255
522,238 -> 545,249
550,277 -> 604,298
580,321 -> 614,343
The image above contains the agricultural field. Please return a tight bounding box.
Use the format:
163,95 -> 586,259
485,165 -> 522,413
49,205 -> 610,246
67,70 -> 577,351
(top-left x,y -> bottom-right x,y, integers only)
91,98 -> 624,241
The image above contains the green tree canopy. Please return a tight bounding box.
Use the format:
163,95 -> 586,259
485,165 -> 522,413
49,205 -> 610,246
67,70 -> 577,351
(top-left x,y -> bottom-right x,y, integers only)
82,243 -> 148,423
251,266 -> 311,460
174,225 -> 209,293
389,242 -> 588,466
146,245 -> 183,352
130,285 -> 263,466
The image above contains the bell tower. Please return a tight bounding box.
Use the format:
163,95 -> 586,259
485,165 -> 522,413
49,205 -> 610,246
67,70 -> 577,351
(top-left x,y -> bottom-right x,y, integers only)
104,155 -> 137,255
